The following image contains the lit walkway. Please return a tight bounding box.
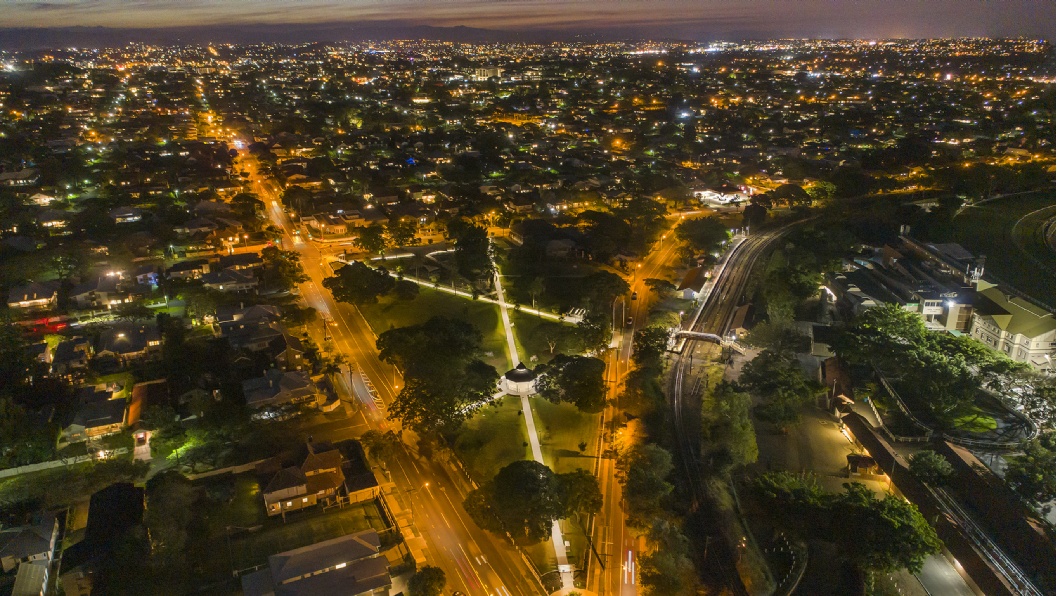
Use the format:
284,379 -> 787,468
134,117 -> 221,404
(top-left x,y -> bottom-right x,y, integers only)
492,263 -> 575,591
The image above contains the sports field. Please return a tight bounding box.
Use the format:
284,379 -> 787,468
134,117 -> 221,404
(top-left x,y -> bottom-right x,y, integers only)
952,191 -> 1056,305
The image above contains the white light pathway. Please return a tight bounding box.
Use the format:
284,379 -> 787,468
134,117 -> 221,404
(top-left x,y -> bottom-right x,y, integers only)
491,254 -> 576,592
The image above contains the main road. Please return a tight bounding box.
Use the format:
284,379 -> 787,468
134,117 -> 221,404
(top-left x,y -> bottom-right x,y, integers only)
585,215 -> 692,596
235,149 -> 544,596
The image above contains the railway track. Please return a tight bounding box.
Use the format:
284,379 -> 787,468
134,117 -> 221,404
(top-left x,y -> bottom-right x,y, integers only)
669,222 -> 802,594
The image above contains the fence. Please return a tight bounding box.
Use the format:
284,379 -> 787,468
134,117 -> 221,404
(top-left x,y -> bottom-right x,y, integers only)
0,448 -> 129,479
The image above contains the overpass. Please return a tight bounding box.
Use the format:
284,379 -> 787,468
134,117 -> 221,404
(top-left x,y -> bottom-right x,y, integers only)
672,330 -> 747,354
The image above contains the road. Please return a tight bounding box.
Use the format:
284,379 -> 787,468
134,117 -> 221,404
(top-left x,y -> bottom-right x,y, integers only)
235,149 -> 544,596
585,217 -> 688,596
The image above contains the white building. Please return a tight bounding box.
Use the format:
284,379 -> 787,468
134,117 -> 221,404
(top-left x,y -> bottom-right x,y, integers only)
970,282 -> 1056,373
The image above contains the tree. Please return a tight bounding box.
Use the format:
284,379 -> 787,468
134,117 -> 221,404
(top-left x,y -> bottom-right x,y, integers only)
527,276 -> 545,310
261,246 -> 308,289
702,382 -> 758,474
744,320 -> 809,353
558,468 -> 604,519
386,218 -> 418,248
323,261 -> 395,304
144,471 -> 200,571
576,312 -> 610,354
830,305 -> 927,369
464,460 -> 568,543
534,354 -> 607,413
579,271 -> 630,311
632,326 -> 670,368
616,443 -> 674,528
806,181 -> 837,203
739,350 -> 821,428
675,216 -> 731,254
638,520 -> 700,595
408,565 -> 447,596
378,317 -> 498,434
393,279 -> 420,301
908,451 -> 954,487
754,473 -> 941,577
356,223 -> 389,255
448,220 -> 493,282
114,302 -> 154,321
1005,435 -> 1056,508
359,429 -> 402,466
643,278 -> 676,297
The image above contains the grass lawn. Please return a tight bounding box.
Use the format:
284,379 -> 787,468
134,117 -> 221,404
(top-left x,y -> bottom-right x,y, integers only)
357,286 -> 511,371
529,399 -> 601,475
452,396 -> 531,484
952,191 -> 1055,305
951,409 -> 1000,434
511,311 -> 583,364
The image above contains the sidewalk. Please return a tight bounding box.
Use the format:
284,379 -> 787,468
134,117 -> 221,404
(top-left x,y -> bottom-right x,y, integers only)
493,264 -> 575,591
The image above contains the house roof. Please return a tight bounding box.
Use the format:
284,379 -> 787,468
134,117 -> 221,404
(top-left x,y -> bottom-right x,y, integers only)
6,281 -> 57,305
0,514 -> 55,561
975,282 -> 1055,339
69,399 -> 127,430
126,379 -> 170,426
99,323 -> 160,356
202,268 -> 257,287
302,449 -> 343,474
263,466 -> 307,495
268,530 -> 381,585
12,560 -> 49,596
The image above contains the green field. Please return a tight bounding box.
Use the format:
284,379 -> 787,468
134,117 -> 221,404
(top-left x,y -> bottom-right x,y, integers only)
452,396 -> 531,483
530,398 -> 601,475
952,191 -> 1056,305
356,286 -> 512,370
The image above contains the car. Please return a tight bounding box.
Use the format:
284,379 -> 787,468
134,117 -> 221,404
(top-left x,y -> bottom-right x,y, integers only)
626,317 -> 633,327
630,291 -> 638,301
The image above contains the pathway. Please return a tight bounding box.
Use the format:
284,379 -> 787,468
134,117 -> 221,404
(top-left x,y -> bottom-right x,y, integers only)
492,257 -> 576,592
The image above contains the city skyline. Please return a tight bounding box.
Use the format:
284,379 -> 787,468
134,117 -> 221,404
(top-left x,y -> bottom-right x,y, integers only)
2,0 -> 1056,42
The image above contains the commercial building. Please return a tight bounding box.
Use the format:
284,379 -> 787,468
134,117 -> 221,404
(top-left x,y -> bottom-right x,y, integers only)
970,281 -> 1056,373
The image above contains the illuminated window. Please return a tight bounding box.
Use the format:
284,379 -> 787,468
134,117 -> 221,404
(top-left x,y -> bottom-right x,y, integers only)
302,497 -> 308,503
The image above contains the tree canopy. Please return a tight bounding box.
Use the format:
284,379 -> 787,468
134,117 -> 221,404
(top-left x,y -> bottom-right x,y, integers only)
377,317 -> 498,434
616,443 -> 675,528
534,354 -> 607,413
754,473 -> 942,575
675,215 -> 731,254
464,460 -> 601,543
323,261 -> 395,304
1005,434 -> 1056,508
408,565 -> 447,596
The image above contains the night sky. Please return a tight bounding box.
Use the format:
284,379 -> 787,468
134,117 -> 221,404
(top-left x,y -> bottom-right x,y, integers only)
3,0 -> 1055,40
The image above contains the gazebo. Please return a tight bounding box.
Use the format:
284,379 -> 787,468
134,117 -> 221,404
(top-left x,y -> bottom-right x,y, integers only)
500,362 -> 538,396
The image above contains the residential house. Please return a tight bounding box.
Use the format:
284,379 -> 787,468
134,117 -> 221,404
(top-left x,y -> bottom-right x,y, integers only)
970,281 -> 1056,373
132,265 -> 159,287
201,268 -> 259,293
51,337 -> 92,377
165,259 -> 210,280
0,169 -> 39,187
61,398 -> 127,443
260,442 -> 348,517
6,282 -> 57,311
59,484 -> 145,596
0,513 -> 59,583
242,369 -> 319,409
96,322 -> 162,364
240,530 -> 390,596
109,207 -> 143,224
69,276 -> 128,310
218,252 -> 263,271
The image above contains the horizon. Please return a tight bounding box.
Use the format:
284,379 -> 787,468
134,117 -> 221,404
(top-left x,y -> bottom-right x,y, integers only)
0,0 -> 1054,46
